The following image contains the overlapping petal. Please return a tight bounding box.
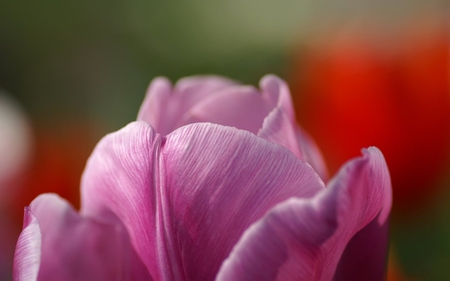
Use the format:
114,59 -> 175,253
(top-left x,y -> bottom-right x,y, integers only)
257,75 -> 328,180
138,74 -> 328,178
14,194 -> 150,281
138,76 -> 238,135
81,122 -> 164,280
258,74 -> 295,122
81,121 -> 325,280
258,108 -> 328,181
216,147 -> 391,281
179,85 -> 273,134
14,74 -> 391,281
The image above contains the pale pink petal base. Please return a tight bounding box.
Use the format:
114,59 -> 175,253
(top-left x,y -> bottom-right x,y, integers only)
216,147 -> 391,281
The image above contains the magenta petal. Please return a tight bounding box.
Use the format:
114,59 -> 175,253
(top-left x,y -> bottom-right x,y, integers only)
137,76 -> 173,134
161,123 -> 324,280
81,122 -> 163,280
138,76 -> 237,134
216,147 -> 391,281
258,106 -> 328,181
172,75 -> 238,112
81,121 -> 324,281
13,209 -> 41,281
180,75 -> 296,135
216,198 -> 335,281
181,85 -> 273,134
258,108 -> 302,158
259,74 -> 295,123
14,193 -> 151,281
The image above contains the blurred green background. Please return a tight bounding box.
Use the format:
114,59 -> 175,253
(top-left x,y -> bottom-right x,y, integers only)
1,1 -> 450,280
2,0 -> 447,132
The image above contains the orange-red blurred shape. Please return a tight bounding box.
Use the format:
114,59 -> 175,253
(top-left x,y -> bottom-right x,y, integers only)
291,19 -> 450,215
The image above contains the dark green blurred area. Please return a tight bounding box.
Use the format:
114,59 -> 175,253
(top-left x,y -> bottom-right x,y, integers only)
0,0 -> 300,133
1,1 -> 450,280
392,181 -> 450,280
2,0 -> 446,132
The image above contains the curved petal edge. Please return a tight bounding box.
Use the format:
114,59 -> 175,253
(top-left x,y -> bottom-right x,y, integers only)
216,147 -> 392,281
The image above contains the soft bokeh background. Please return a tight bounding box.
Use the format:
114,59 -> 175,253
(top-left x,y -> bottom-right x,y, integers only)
1,1 -> 450,280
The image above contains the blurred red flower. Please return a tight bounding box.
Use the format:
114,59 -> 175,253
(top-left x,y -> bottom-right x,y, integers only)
290,19 -> 450,215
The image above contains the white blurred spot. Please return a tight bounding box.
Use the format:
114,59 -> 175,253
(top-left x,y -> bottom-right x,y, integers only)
0,91 -> 32,190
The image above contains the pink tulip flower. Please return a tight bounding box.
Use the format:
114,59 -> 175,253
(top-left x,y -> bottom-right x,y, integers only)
13,75 -> 392,281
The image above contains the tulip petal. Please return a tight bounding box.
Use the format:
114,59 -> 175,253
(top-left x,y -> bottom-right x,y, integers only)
173,75 -> 239,111
258,107 -> 329,181
216,147 -> 391,281
259,74 -> 295,123
13,209 -> 41,281
180,75 -> 298,135
81,122 -> 164,280
138,76 -> 237,134
137,75 -> 301,141
81,121 -> 325,281
137,76 -> 173,134
180,85 -> 273,134
14,194 -> 151,281
164,123 -> 326,280
333,214 -> 390,281
258,108 -> 302,158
